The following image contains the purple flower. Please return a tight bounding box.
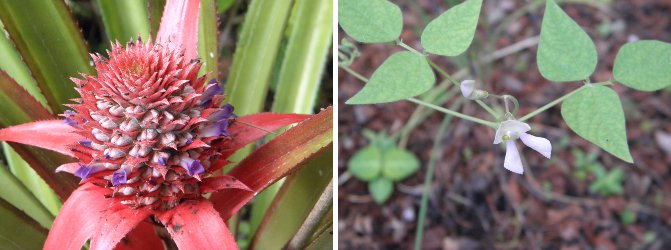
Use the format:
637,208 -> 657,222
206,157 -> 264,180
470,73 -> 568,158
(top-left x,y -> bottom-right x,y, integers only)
64,118 -> 82,128
180,157 -> 204,176
74,164 -> 94,179
197,79 -> 223,106
111,169 -> 128,186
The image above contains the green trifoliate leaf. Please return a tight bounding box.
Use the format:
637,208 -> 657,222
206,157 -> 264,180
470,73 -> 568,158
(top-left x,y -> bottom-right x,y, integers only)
382,148 -> 420,181
338,0 -> 402,43
561,85 -> 633,163
537,0 -> 597,82
420,0 -> 482,56
368,177 -> 393,204
346,51 -> 435,104
613,40 -> 671,91
348,146 -> 383,181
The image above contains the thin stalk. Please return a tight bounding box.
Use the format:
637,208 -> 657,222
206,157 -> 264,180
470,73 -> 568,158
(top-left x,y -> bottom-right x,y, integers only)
414,100 -> 460,250
396,40 -> 423,55
519,81 -> 612,121
407,98 -> 497,128
426,59 -> 501,119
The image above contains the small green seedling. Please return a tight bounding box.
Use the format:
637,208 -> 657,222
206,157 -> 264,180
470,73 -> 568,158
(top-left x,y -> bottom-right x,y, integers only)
348,130 -> 420,204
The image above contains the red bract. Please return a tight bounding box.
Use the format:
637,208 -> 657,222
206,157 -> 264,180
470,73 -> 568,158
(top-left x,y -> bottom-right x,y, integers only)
0,0 -> 321,249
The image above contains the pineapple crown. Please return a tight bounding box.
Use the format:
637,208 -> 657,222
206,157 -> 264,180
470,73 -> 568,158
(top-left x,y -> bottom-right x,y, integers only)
61,38 -> 237,210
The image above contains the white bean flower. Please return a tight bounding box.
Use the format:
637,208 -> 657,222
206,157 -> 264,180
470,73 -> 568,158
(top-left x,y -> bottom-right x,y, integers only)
493,120 -> 552,174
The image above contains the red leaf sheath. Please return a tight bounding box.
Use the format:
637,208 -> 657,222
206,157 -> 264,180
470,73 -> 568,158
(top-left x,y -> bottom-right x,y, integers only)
113,221 -> 164,250
158,200 -> 238,250
44,184 -> 111,250
218,113 -> 312,159
211,107 -> 332,220
89,204 -> 153,250
156,0 -> 201,61
0,120 -> 84,157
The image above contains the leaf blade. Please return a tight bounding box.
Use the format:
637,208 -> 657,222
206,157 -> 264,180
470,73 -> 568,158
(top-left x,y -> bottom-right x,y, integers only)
156,0 -> 201,61
338,0 -> 402,43
561,85 -> 633,163
0,198 -> 48,250
95,0 -> 151,43
420,0 -> 482,56
0,0 -> 92,113
210,107 -> 333,220
159,200 -> 238,250
537,0 -> 597,82
613,40 -> 671,91
346,51 -> 435,104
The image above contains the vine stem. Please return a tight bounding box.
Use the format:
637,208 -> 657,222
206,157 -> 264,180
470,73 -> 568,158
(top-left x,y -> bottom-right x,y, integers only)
518,80 -> 613,122
424,56 -> 501,120
414,103 -> 457,250
339,65 -> 498,128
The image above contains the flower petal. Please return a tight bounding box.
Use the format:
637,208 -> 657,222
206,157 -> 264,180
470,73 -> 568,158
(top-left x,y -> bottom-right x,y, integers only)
111,169 -> 128,186
504,140 -> 524,174
156,0 -> 201,61
89,204 -> 153,250
44,184 -> 111,250
493,120 -> 531,144
197,79 -> 224,106
520,133 -> 552,159
158,200 -> 238,250
0,120 -> 85,157
460,80 -> 474,98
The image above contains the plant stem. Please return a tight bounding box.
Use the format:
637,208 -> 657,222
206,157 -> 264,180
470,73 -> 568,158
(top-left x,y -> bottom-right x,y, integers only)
414,103 -> 457,250
340,65 -> 368,83
407,98 -> 498,128
396,40 -> 423,55
518,80 -> 613,121
340,64 -> 497,128
426,59 -> 501,120
519,86 -> 584,122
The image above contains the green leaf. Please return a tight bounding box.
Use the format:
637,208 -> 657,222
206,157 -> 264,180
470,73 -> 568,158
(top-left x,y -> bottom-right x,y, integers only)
95,0 -> 151,43
368,177 -> 393,204
198,0 -> 219,77
0,163 -> 54,228
420,0 -> 482,56
0,0 -> 93,113
537,0 -> 597,82
382,148 -> 420,181
3,143 -> 61,217
346,51 -> 435,104
338,0 -> 402,43
0,71 -> 78,201
0,22 -> 50,110
0,199 -> 48,250
251,149 -> 332,249
147,0 -> 165,37
348,146 -> 383,181
303,222 -> 333,250
589,168 -> 624,196
619,210 -> 636,225
613,40 -> 671,91
272,0 -> 332,114
561,85 -> 633,163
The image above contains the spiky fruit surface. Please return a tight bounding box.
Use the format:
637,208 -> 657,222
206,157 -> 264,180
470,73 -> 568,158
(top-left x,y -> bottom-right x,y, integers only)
64,39 -> 236,211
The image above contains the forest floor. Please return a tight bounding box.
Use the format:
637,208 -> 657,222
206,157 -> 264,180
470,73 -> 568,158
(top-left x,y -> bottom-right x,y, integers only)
338,0 -> 671,249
